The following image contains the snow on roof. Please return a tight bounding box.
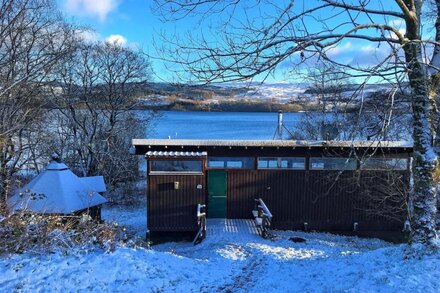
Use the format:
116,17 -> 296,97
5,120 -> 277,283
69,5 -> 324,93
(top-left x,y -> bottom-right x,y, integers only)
146,151 -> 207,157
133,139 -> 413,149
8,161 -> 107,215
80,176 -> 107,193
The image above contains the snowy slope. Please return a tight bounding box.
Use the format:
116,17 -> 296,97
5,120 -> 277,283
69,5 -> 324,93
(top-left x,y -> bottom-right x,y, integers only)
140,82 -> 396,107
232,82 -> 310,103
1,205 -> 439,293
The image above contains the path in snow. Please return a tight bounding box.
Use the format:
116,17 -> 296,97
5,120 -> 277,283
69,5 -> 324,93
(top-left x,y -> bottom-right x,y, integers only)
1,205 -> 440,292
153,218 -> 418,292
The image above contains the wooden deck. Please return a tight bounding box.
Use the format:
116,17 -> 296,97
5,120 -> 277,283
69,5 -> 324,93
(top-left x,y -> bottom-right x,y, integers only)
207,219 -> 260,236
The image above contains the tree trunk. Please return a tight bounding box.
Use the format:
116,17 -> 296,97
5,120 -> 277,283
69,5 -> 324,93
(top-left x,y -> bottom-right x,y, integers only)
405,44 -> 439,245
0,163 -> 10,215
410,110 -> 439,245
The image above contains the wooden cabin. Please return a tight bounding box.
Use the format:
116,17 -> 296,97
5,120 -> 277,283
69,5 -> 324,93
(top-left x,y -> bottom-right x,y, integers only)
132,139 -> 412,237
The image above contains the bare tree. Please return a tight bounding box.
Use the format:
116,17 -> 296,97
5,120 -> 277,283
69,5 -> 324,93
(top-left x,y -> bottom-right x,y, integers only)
358,169 -> 410,225
154,0 -> 440,245
50,39 -> 153,190
292,62 -> 354,140
292,62 -> 412,141
0,0 -> 74,213
351,89 -> 412,141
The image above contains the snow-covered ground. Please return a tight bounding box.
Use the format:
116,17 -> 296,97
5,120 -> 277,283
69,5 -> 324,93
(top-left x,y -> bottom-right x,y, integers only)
101,203 -> 147,236
1,204 -> 439,292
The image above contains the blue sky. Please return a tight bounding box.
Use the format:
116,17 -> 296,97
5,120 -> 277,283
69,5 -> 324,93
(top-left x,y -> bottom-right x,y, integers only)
61,1 -> 161,51
58,0 -> 414,83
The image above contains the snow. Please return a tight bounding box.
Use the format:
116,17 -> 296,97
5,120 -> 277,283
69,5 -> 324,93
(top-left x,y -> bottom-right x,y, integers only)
140,82 -> 398,107
1,203 -> 439,292
101,204 -> 146,236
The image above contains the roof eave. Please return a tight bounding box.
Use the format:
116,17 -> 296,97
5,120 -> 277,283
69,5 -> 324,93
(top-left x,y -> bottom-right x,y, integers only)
132,139 -> 413,151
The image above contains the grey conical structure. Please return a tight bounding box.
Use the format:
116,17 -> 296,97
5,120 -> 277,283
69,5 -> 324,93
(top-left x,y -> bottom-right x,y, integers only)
7,159 -> 107,214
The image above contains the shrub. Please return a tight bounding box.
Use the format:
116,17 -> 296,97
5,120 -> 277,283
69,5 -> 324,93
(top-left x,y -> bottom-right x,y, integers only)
0,212 -> 148,255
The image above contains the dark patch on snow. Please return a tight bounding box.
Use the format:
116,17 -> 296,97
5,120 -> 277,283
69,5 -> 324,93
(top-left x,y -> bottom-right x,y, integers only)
289,237 -> 307,243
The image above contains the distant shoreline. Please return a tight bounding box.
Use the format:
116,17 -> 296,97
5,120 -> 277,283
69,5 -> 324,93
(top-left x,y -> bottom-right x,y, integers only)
46,100 -> 357,113
135,103 -> 302,112
134,100 -> 357,113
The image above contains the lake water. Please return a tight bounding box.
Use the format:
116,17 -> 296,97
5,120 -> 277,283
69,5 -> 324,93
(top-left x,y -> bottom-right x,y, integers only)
145,111 -> 303,140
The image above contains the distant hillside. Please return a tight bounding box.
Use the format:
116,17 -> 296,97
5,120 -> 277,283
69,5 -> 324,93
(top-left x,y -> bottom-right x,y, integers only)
134,82 -> 403,112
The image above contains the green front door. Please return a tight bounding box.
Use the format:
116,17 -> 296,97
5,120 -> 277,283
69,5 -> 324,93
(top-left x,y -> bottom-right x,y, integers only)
208,170 -> 227,218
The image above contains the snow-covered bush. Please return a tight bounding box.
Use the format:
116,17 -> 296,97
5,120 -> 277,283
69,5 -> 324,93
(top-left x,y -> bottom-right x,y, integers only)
0,212 -> 148,255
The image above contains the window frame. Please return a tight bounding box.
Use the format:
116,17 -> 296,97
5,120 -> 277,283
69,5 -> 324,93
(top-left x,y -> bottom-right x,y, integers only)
149,159 -> 205,175
309,157 -> 357,171
257,157 -> 306,170
360,157 -> 409,171
207,156 -> 255,170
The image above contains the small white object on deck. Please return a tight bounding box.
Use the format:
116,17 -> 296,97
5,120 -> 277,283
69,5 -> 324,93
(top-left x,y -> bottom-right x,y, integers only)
255,217 -> 263,227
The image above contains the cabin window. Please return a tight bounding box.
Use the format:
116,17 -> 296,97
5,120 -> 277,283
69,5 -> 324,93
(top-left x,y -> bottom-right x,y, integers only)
360,158 -> 408,170
208,157 -> 254,169
150,160 -> 203,174
258,157 -> 305,169
310,157 -> 357,170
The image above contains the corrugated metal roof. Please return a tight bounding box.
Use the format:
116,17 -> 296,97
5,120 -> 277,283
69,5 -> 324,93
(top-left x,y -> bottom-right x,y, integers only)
146,151 -> 208,157
133,139 -> 412,149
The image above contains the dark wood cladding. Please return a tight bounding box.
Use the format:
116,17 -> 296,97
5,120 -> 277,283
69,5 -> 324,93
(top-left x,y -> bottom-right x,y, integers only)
226,169 -> 408,232
148,174 -> 206,232
355,170 -> 409,230
142,141 -> 412,234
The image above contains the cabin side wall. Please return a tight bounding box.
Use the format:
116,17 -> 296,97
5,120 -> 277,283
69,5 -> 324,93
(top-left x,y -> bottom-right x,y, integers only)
147,158 -> 206,232
226,169 -> 408,231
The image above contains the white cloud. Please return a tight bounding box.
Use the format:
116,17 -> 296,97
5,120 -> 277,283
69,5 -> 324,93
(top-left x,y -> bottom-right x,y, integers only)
388,28 -> 406,40
65,0 -> 118,22
388,18 -> 406,39
74,31 -> 128,46
326,42 -> 352,58
359,45 -> 376,54
321,41 -> 393,66
388,19 -> 406,29
105,34 -> 127,46
349,44 -> 392,66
